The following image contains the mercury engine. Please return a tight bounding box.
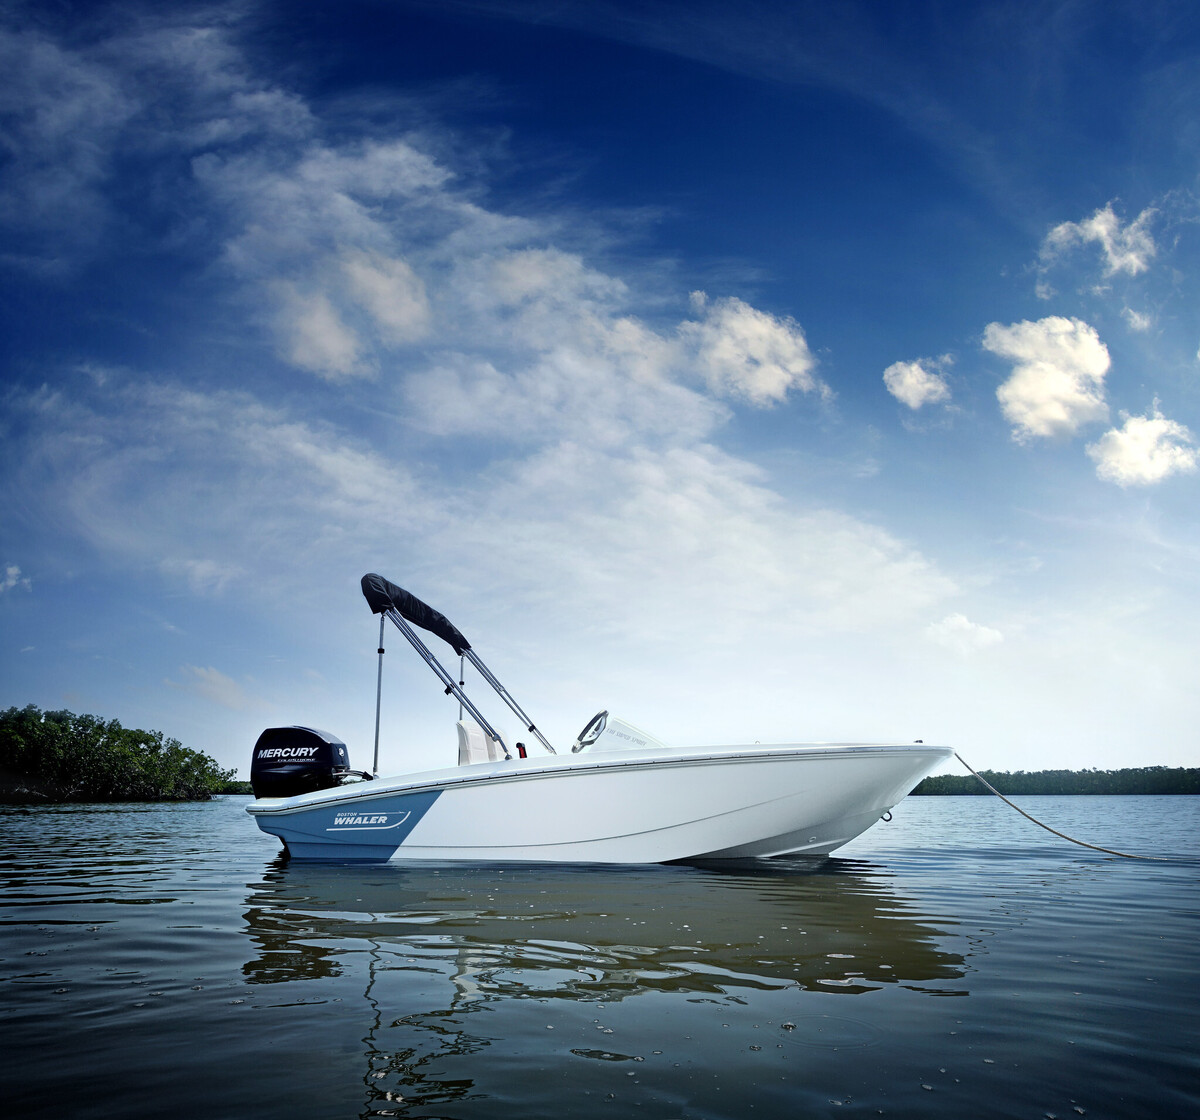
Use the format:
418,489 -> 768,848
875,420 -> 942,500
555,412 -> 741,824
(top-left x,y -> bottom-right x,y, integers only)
250,726 -> 369,798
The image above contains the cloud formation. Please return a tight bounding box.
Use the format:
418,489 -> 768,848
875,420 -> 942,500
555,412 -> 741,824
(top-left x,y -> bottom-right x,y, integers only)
168,665 -> 261,712
882,356 -> 952,409
1122,307 -> 1153,333
1041,203 -> 1157,278
985,316 -> 1110,441
924,613 -> 1003,655
1,11 -> 946,674
0,25 -> 136,267
7,369 -> 956,653
681,293 -> 828,406
270,283 -> 365,378
196,136 -> 453,379
1086,406 -> 1198,487
1,564 -> 30,593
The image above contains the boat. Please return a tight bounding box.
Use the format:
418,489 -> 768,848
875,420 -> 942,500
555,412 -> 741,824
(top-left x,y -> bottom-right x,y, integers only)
246,574 -> 949,863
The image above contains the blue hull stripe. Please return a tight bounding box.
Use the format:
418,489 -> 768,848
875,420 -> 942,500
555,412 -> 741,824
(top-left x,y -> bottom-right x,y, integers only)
255,788 -> 443,862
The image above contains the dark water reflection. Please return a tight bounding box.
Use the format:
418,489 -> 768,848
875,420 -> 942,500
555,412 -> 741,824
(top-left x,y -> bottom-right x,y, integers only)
241,857 -> 968,995
2,796 -> 1198,1119
240,857 -> 968,1114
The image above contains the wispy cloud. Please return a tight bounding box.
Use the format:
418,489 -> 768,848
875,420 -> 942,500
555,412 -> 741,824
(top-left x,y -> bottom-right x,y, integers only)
7,365 -> 956,650
168,664 -> 262,712
6,379 -> 432,606
0,24 -> 136,268
925,613 -> 1003,655
0,11 -> 317,271
269,283 -> 366,379
1040,202 -> 1157,278
1122,307 -> 1154,332
1,564 -> 31,593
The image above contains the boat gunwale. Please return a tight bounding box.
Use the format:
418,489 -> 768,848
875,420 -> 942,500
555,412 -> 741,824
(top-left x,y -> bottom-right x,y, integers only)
246,742 -> 951,817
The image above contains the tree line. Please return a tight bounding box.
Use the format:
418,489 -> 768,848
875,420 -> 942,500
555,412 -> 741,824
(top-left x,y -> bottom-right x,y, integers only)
914,766 -> 1200,796
0,705 -> 236,802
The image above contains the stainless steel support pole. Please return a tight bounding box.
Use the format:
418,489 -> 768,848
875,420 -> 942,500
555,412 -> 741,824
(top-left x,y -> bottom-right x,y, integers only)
463,648 -> 556,754
382,608 -> 511,758
372,613 -> 385,777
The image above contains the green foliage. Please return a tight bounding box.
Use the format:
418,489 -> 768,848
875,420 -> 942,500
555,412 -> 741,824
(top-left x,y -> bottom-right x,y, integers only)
0,704 -> 236,802
914,766 -> 1200,796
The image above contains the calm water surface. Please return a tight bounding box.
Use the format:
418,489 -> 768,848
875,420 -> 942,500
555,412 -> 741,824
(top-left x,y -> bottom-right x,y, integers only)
1,795 -> 1197,1119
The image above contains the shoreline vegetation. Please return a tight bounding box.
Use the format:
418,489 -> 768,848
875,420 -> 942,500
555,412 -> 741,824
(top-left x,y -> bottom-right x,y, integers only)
0,705 -> 237,803
914,766 -> 1200,795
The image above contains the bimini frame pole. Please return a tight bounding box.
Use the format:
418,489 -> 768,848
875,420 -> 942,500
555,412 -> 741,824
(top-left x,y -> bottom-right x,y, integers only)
463,649 -> 556,755
372,613 -> 385,777
360,574 -> 556,758
381,607 -> 512,759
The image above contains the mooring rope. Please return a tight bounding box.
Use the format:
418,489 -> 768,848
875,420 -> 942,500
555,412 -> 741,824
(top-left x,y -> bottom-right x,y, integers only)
955,752 -> 1178,862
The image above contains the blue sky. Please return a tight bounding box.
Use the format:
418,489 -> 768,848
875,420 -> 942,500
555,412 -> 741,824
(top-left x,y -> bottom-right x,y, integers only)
3,0 -> 1200,778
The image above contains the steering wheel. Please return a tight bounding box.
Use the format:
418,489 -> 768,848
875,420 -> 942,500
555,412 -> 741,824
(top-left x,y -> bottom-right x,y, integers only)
572,710 -> 608,753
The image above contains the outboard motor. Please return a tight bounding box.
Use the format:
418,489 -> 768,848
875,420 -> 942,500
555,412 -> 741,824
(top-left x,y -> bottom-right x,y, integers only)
251,726 -> 362,798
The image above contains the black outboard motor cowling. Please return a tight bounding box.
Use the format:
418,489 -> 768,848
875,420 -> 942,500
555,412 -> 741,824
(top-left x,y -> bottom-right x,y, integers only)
251,726 -> 354,798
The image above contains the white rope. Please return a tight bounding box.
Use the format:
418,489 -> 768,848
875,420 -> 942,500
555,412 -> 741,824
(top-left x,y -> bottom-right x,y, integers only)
955,752 -> 1179,862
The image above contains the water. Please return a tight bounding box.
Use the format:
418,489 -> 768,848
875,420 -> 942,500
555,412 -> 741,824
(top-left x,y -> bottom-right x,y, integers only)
2,795 -> 1197,1119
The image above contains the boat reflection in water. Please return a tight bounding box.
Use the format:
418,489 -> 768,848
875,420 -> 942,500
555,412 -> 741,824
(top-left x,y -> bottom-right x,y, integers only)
240,857 -> 966,1116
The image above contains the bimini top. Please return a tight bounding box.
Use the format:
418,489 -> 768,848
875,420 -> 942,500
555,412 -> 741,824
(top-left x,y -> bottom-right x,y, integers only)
361,573 -> 471,656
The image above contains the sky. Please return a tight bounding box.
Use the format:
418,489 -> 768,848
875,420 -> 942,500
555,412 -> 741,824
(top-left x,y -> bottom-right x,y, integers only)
3,0 -> 1200,779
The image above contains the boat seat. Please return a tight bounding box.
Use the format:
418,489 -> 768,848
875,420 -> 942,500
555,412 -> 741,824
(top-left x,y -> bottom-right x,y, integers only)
457,720 -> 504,765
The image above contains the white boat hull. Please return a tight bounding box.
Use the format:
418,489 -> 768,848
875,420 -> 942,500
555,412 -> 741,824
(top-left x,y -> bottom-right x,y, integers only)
247,742 -> 949,863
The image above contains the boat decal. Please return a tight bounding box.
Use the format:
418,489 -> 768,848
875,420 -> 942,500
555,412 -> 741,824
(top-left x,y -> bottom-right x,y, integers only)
328,810 -> 411,832
256,745 -> 320,760
261,787 -> 446,854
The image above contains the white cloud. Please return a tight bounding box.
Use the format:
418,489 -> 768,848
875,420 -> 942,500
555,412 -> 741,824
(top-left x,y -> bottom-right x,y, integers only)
1041,202 -> 1157,277
882,356 -> 951,409
483,247 -> 628,311
196,135 -> 460,377
1123,308 -> 1153,332
341,249 -> 431,344
269,283 -> 364,379
1,564 -> 31,593
404,250 -> 722,446
1086,405 -> 1198,487
681,293 -> 828,406
984,316 -> 1110,441
169,665 -> 261,712
194,140 -> 454,277
404,347 -> 721,447
404,270 -> 832,444
925,613 -> 1003,655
